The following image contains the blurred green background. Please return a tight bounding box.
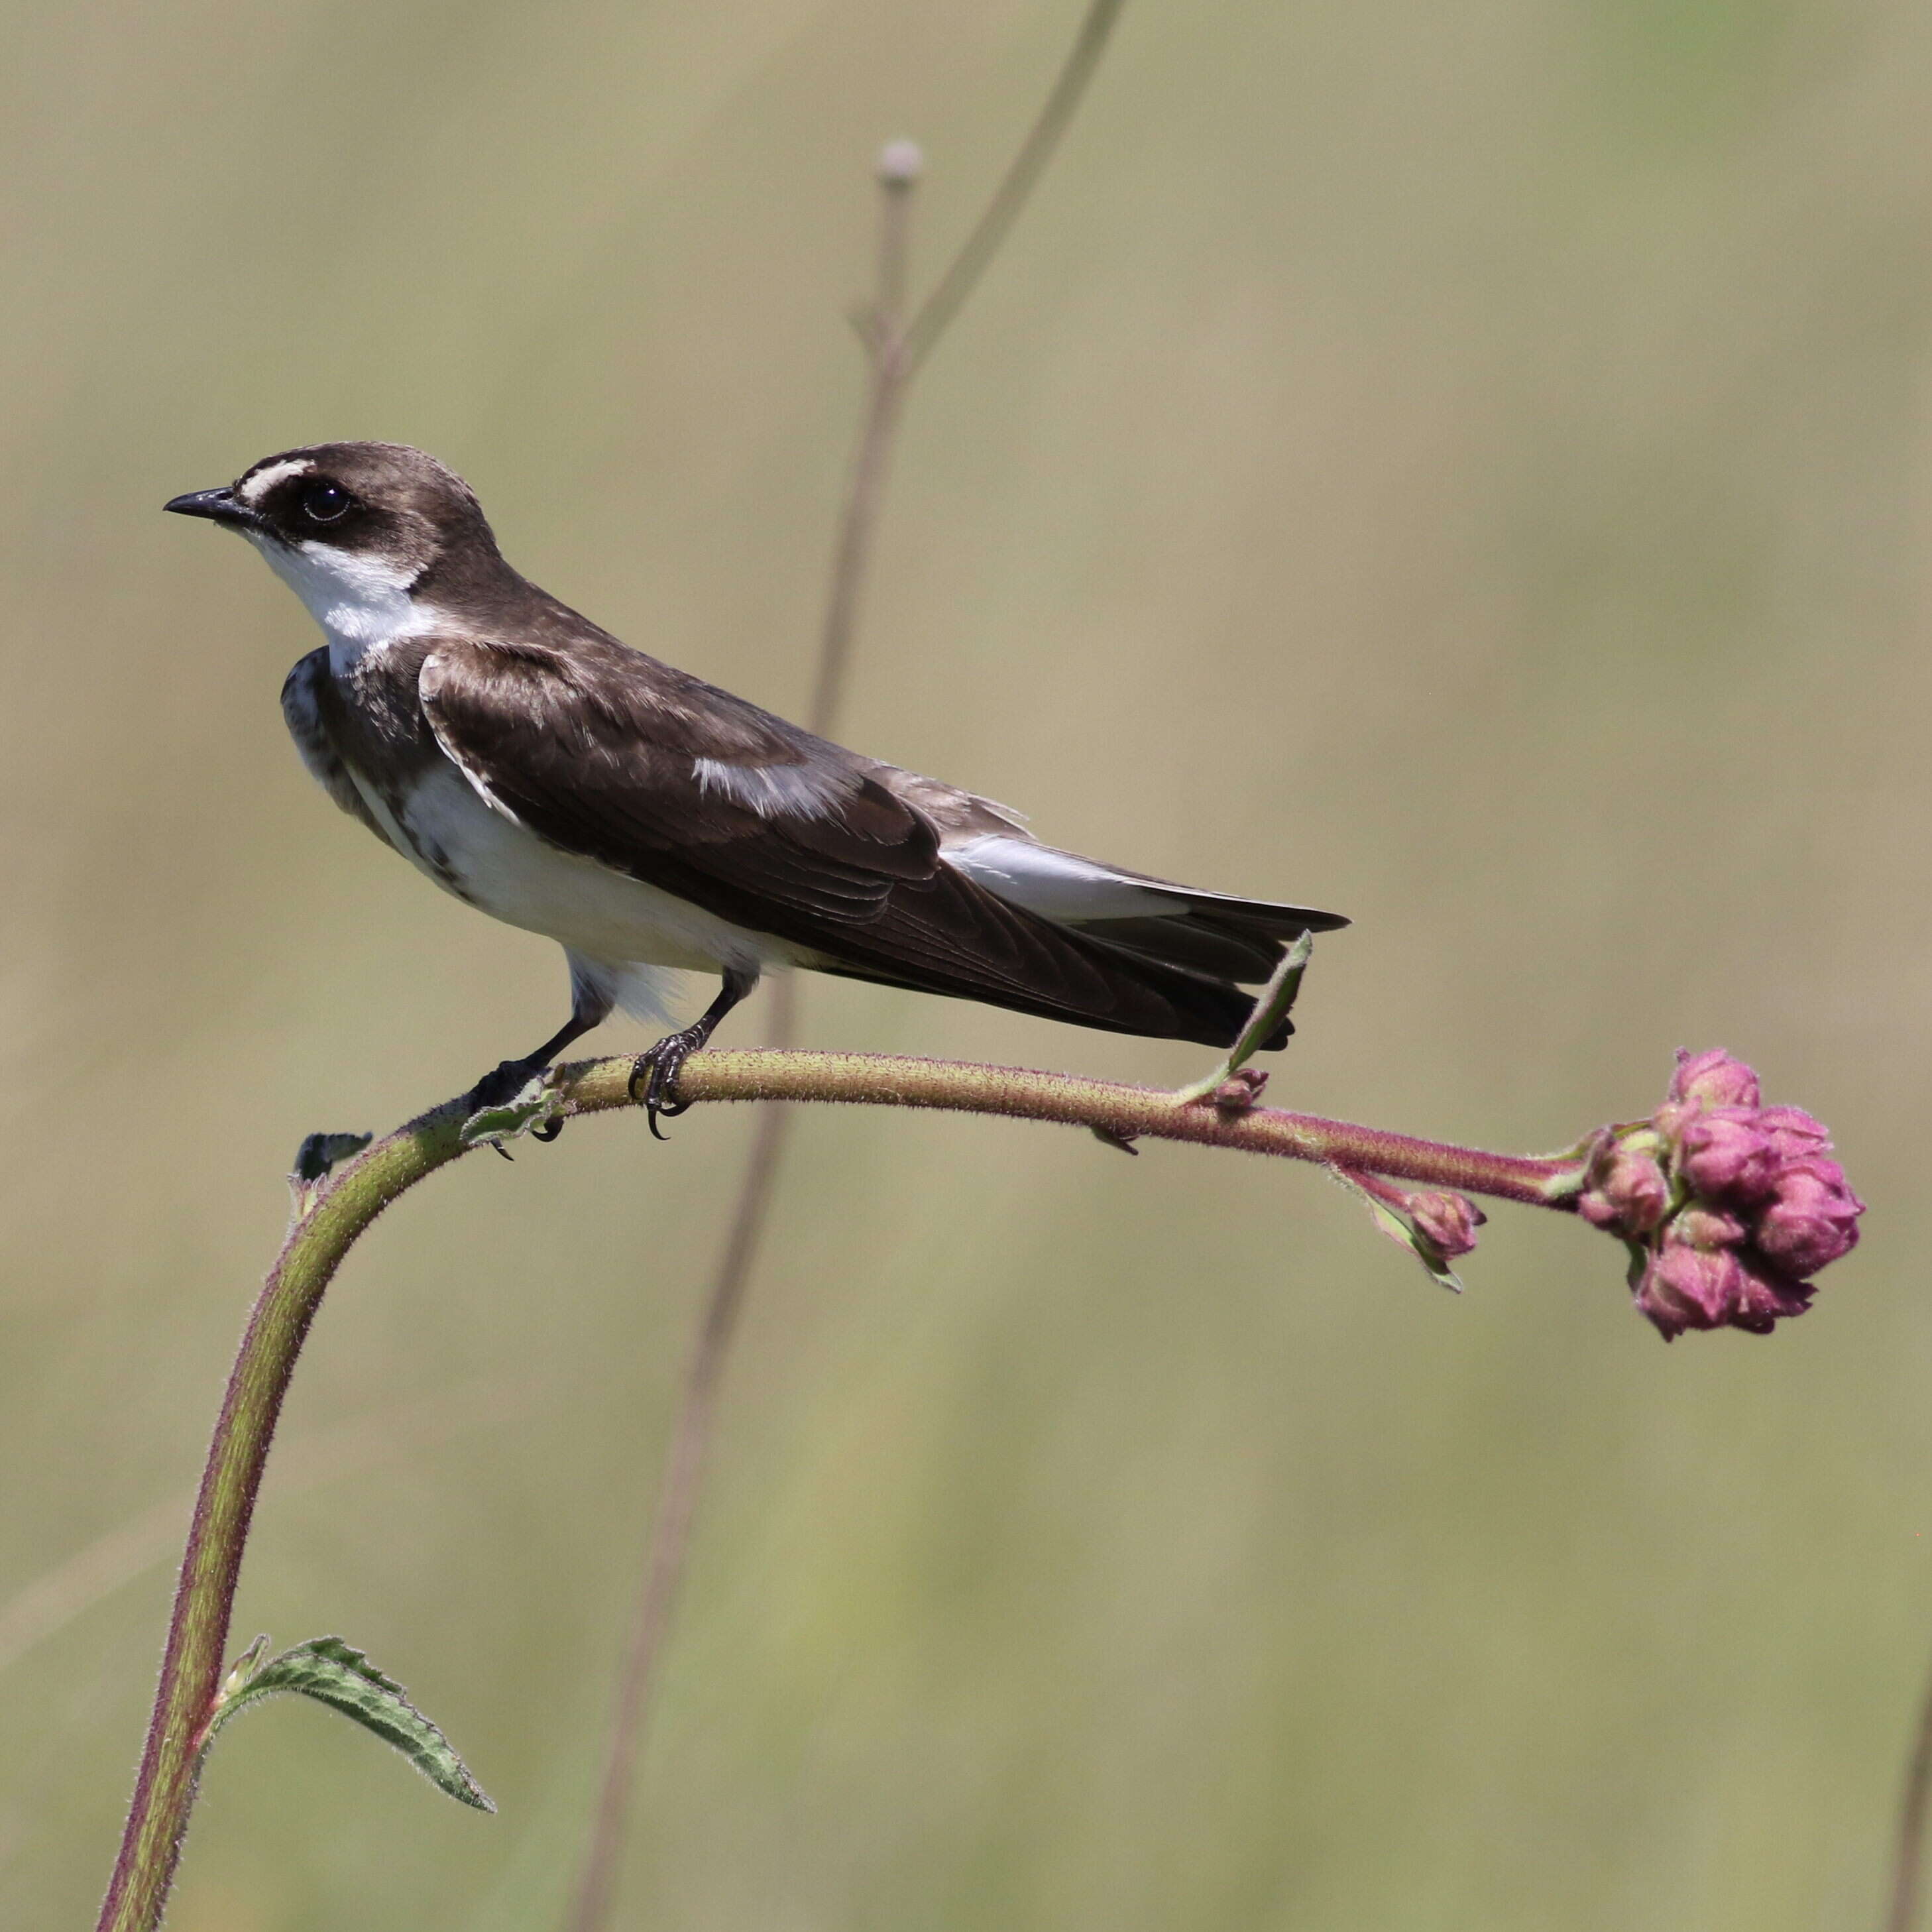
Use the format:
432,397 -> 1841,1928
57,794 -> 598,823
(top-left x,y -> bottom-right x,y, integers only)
1,1 -> 1925,1925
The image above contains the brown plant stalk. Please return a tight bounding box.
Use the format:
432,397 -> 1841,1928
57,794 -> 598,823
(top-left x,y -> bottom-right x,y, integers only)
1886,1648 -> 1932,1932
566,5 -> 1131,1924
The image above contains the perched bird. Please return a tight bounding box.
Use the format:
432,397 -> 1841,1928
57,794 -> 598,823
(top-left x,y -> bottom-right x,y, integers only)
166,443 -> 1347,1129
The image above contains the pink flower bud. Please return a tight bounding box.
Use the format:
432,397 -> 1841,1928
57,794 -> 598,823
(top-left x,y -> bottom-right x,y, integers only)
1579,1141 -> 1671,1235
1591,1049 -> 1861,1341
1669,1048 -> 1762,1111
1636,1241 -> 1743,1339
1754,1157 -> 1864,1275
1676,1110 -> 1776,1203
1755,1106 -> 1832,1161
1409,1190 -> 1485,1259
1674,1204 -> 1745,1249
1728,1253 -> 1815,1334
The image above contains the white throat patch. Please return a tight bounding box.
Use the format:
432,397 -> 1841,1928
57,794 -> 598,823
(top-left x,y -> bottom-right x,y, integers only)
253,534 -> 432,666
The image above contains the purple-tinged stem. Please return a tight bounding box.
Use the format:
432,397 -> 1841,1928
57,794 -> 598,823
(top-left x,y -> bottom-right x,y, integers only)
95,1044 -> 1582,1932
570,1049 -> 1579,1206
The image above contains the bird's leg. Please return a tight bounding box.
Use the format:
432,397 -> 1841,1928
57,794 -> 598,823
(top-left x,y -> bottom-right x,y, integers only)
467,967 -> 618,1117
465,1012 -> 601,1115
628,967 -> 759,1141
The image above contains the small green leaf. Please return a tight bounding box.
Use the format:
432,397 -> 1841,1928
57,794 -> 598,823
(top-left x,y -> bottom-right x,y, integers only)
205,1635 -> 494,1812
1173,931 -> 1314,1104
1362,1193 -> 1466,1293
460,1077 -> 562,1151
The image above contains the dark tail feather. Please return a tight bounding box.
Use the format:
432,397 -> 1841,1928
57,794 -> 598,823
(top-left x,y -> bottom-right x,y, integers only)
816,899 -> 1326,1051
815,941 -> 1277,1049
803,846 -> 1344,1051
1064,931 -> 1300,1049
1063,891 -> 1347,988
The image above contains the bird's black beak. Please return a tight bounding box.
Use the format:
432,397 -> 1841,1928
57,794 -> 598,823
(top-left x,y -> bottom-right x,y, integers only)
163,486 -> 260,531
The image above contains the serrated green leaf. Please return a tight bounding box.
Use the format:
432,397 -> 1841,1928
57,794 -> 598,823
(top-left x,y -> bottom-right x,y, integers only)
205,1635 -> 494,1811
459,1077 -> 562,1151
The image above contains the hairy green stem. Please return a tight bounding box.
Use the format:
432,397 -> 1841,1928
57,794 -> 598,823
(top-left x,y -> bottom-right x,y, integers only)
95,1046 -> 1578,1931
95,1113 -> 462,1932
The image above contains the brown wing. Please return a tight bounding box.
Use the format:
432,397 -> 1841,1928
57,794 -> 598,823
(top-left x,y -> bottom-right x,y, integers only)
417,635 -> 1269,1046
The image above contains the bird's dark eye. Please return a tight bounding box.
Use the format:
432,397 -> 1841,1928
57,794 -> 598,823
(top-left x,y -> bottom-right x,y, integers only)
300,481 -> 351,524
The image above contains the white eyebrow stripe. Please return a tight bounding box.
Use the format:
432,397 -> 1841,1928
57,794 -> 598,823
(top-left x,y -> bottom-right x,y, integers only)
239,457 -> 313,504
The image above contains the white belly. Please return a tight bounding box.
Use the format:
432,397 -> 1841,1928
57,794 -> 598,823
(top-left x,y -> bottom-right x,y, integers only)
353,761 -> 809,976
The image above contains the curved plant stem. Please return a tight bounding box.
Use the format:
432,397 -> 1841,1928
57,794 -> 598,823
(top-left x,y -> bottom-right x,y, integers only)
97,1043 -> 1582,1932
94,1109 -> 470,1932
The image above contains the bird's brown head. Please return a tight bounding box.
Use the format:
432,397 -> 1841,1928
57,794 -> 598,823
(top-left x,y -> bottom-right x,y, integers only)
165,442 -> 507,634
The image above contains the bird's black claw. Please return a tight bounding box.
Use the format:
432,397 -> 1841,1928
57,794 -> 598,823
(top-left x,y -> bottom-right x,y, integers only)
628,1029 -> 705,1141
531,1116 -> 565,1143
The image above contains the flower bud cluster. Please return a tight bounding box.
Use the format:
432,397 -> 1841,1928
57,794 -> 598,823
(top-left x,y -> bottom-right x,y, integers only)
1577,1049 -> 1863,1341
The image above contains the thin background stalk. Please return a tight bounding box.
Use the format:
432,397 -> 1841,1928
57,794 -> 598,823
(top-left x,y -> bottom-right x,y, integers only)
1886,1650 -> 1932,1932
558,1027 -> 793,1932
95,1040 -> 1583,1932
564,9 -> 1129,1927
